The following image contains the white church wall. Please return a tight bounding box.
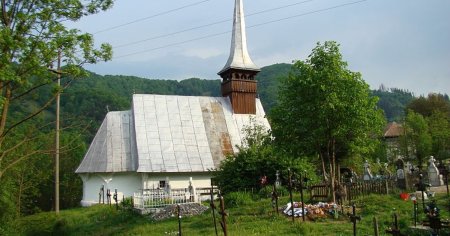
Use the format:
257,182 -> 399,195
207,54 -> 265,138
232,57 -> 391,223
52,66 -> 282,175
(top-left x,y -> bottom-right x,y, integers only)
142,172 -> 212,190
79,172 -> 141,206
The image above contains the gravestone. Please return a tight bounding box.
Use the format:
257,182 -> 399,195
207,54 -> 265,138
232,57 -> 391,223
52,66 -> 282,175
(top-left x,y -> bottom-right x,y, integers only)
382,163 -> 392,179
406,162 -> 413,174
188,177 -> 197,202
275,170 -> 281,188
363,160 -> 373,181
396,158 -> 407,189
164,176 -> 171,194
428,156 -> 443,187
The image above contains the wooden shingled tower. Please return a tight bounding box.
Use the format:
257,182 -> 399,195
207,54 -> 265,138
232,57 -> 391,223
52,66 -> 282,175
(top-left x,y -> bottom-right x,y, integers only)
218,0 -> 260,114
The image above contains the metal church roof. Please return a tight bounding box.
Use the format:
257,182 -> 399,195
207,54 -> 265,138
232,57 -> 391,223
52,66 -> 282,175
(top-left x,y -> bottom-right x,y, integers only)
218,0 -> 260,74
76,94 -> 270,174
76,111 -> 138,173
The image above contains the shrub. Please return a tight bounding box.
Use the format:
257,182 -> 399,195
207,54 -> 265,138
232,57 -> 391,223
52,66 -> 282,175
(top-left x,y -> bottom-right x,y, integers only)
224,192 -> 253,208
121,197 -> 133,209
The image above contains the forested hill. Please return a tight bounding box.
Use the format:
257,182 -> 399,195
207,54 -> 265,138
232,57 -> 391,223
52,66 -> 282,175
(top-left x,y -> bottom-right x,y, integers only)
61,63 -> 418,139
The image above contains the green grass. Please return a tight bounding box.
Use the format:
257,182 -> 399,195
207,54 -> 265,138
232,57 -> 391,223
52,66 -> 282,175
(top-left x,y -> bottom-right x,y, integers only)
3,193 -> 449,236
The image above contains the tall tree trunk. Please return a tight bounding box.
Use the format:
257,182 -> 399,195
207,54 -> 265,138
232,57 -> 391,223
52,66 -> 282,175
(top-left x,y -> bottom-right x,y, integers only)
319,152 -> 328,181
0,84 -> 11,147
331,139 -> 336,203
17,171 -> 24,218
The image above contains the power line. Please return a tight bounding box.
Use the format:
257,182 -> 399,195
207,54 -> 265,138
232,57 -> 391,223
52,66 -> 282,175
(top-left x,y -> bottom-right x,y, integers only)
114,0 -> 369,59
248,0 -> 368,29
93,0 -> 213,34
113,0 -> 316,49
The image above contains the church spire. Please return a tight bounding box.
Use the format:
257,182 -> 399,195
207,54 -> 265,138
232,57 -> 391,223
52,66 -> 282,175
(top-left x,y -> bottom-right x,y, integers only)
219,0 -> 259,74
218,0 -> 260,114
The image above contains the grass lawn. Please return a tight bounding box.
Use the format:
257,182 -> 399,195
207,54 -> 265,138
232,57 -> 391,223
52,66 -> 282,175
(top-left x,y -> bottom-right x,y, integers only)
3,193 -> 449,236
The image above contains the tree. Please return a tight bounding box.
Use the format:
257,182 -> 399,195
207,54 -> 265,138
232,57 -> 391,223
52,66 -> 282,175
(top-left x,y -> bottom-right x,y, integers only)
213,121 -> 316,194
401,110 -> 432,169
270,41 -> 385,201
0,0 -> 113,179
428,111 -> 450,160
407,93 -> 450,118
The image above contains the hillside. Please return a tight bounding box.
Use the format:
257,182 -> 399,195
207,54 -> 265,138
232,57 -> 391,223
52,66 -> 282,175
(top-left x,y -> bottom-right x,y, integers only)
53,64 -> 420,140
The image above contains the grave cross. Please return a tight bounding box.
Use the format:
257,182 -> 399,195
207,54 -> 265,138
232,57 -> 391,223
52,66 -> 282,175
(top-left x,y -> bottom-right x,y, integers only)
106,189 -> 111,206
385,213 -> 406,236
271,184 -> 279,215
299,171 -> 309,222
415,174 -> 431,212
288,168 -> 295,222
423,200 -> 450,235
412,197 -> 419,227
218,195 -> 228,236
177,204 -> 182,236
99,185 -> 104,204
113,189 -> 118,210
347,204 -> 361,236
210,186 -> 218,236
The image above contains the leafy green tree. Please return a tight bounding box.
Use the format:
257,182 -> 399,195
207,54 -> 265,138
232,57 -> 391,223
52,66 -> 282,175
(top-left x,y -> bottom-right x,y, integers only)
407,93 -> 450,118
0,0 -> 113,178
270,41 -> 385,201
213,121 -> 316,194
0,122 -> 53,227
427,111 -> 450,160
402,111 -> 432,169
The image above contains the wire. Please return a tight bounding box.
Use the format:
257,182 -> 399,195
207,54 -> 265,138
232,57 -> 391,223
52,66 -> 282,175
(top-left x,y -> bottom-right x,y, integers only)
93,0 -> 213,34
114,0 -> 369,59
113,0 -> 316,49
248,0 -> 368,29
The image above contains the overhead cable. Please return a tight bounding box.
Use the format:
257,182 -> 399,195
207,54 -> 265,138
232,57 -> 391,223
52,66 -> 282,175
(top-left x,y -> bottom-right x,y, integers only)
114,0 -> 369,59
93,0 -> 213,34
113,0 -> 316,49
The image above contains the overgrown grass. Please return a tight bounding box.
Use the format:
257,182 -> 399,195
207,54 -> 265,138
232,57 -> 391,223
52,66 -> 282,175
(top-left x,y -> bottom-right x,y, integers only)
3,193 -> 449,235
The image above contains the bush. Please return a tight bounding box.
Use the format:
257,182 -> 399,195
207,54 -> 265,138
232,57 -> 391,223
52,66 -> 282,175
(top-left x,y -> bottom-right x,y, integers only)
121,197 -> 133,209
224,192 -> 253,208
258,185 -> 274,198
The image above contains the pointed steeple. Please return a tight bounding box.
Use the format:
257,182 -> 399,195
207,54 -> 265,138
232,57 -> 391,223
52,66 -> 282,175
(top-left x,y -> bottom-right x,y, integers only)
219,0 -> 260,114
219,0 -> 260,74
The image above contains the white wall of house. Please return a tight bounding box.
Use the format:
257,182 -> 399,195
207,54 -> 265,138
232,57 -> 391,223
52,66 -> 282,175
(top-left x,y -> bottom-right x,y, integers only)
141,172 -> 212,190
79,172 -> 141,206
79,172 -> 214,207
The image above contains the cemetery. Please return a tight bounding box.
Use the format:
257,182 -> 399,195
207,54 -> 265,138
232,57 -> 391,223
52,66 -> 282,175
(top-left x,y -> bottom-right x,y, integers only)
8,157 -> 449,235
65,157 -> 449,236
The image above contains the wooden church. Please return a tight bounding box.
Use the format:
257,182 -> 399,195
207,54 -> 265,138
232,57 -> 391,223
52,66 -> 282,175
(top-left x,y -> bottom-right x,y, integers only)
75,0 -> 271,206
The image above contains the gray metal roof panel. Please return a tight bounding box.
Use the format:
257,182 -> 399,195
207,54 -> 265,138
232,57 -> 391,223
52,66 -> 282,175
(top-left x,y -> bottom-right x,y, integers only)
76,111 -> 137,173
78,94 -> 270,174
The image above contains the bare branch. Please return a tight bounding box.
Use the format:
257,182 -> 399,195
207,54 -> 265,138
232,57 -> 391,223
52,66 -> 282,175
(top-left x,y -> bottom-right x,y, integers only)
0,148 -> 51,179
2,79 -> 74,138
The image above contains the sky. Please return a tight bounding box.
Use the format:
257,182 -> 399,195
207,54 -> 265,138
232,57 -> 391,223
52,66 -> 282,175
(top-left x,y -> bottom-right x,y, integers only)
68,0 -> 450,96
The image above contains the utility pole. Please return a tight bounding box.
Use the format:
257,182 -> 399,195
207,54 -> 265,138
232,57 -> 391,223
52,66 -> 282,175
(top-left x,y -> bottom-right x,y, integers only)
55,49 -> 61,214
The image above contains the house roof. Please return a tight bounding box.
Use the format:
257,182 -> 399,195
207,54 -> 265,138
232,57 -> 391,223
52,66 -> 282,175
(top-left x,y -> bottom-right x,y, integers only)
218,0 -> 260,75
383,122 -> 403,138
75,111 -> 138,173
76,94 -> 270,174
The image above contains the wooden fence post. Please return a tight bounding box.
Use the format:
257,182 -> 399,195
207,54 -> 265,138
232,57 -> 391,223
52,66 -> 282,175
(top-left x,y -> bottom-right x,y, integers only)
373,217 -> 379,236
